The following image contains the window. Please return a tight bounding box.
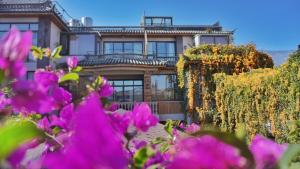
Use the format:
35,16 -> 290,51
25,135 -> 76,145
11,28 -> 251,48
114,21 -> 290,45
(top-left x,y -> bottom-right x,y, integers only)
143,17 -> 173,26
147,42 -> 176,59
0,23 -> 39,62
200,36 -> 229,45
151,75 -> 180,101
69,34 -> 96,55
26,71 -> 35,80
109,80 -> 143,102
104,42 -> 143,55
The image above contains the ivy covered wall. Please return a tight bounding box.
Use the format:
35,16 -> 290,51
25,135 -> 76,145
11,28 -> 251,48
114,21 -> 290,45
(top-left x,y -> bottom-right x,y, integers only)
176,44 -> 274,122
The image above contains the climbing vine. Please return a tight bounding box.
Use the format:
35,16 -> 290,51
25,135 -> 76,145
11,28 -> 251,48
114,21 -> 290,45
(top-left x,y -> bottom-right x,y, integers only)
214,50 -> 300,143
176,44 -> 274,122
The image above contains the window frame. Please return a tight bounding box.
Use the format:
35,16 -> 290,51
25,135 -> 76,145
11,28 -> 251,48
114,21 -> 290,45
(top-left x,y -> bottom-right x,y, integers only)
151,74 -> 181,101
147,41 -> 177,59
103,41 -> 144,55
109,79 -> 144,102
200,35 -> 229,45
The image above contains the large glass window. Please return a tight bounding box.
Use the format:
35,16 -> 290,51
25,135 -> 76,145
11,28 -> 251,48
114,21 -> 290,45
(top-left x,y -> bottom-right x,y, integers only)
151,75 -> 179,101
109,80 -> 143,102
0,23 -> 38,62
200,36 -> 229,45
70,34 -> 96,55
147,42 -> 176,59
104,42 -> 143,55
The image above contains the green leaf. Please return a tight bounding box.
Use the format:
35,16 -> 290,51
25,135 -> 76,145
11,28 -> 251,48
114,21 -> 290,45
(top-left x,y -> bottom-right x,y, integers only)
192,129 -> 256,168
150,137 -> 167,145
31,46 -> 43,60
133,146 -> 155,169
0,70 -> 4,84
51,46 -> 62,59
0,120 -> 44,160
59,73 -> 79,83
71,66 -> 82,73
164,120 -> 174,137
279,144 -> 300,169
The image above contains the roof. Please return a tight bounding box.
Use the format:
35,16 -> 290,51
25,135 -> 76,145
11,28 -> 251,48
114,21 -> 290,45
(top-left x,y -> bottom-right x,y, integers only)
0,0 -> 69,30
68,27 -> 233,35
76,56 -> 177,67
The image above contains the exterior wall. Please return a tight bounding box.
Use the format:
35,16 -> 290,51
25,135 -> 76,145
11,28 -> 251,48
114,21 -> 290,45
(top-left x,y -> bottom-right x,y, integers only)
0,17 -> 38,22
50,22 -> 61,50
182,36 -> 194,52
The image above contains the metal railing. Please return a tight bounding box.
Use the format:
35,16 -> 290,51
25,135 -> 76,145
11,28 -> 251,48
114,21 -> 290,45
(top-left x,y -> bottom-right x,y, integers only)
117,102 -> 158,115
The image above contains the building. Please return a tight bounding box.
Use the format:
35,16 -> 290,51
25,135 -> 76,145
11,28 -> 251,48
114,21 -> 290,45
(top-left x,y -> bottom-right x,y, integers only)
0,0 -> 234,121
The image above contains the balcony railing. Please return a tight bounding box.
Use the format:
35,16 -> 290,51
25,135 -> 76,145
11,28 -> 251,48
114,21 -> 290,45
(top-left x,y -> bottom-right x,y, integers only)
117,102 -> 158,115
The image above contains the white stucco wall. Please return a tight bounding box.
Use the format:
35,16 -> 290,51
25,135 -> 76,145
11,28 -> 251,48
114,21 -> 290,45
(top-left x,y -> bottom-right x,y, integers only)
50,22 -> 61,49
182,36 -> 194,52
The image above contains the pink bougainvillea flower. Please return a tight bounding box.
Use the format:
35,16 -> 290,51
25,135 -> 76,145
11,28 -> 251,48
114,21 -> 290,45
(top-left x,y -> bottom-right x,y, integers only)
38,117 -> 51,131
0,27 -> 32,78
51,87 -> 72,108
34,69 -> 59,89
66,56 -> 78,71
98,78 -> 114,98
184,123 -> 200,134
250,135 -> 287,169
167,136 -> 246,169
44,93 -> 128,169
109,111 -> 131,134
59,103 -> 74,129
11,80 -> 54,114
108,102 -> 118,112
131,103 -> 158,132
49,104 -> 74,130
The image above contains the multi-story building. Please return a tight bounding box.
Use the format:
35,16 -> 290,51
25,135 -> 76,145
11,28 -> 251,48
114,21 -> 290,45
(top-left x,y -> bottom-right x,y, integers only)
0,0 -> 234,121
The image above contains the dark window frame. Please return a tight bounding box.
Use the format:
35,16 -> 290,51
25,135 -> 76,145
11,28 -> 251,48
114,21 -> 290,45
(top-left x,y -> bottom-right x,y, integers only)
200,35 -> 230,44
147,41 -> 177,59
109,79 -> 144,102
103,41 -> 144,55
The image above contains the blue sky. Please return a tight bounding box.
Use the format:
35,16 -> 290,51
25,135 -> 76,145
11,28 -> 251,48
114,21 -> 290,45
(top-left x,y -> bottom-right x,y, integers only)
57,0 -> 300,51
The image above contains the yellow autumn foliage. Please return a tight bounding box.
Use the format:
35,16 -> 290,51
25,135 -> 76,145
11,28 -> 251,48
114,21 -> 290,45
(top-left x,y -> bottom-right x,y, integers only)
215,50 -> 300,143
176,44 -> 273,122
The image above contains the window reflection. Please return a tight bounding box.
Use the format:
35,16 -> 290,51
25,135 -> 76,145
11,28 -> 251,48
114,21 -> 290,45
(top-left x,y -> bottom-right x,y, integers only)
200,36 -> 229,44
104,42 -> 143,56
151,74 -> 179,101
70,34 -> 96,55
147,42 -> 176,59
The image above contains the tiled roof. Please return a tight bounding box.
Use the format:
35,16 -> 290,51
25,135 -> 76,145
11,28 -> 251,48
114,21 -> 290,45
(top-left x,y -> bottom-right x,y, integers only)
69,27 -> 233,35
77,57 -> 177,67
